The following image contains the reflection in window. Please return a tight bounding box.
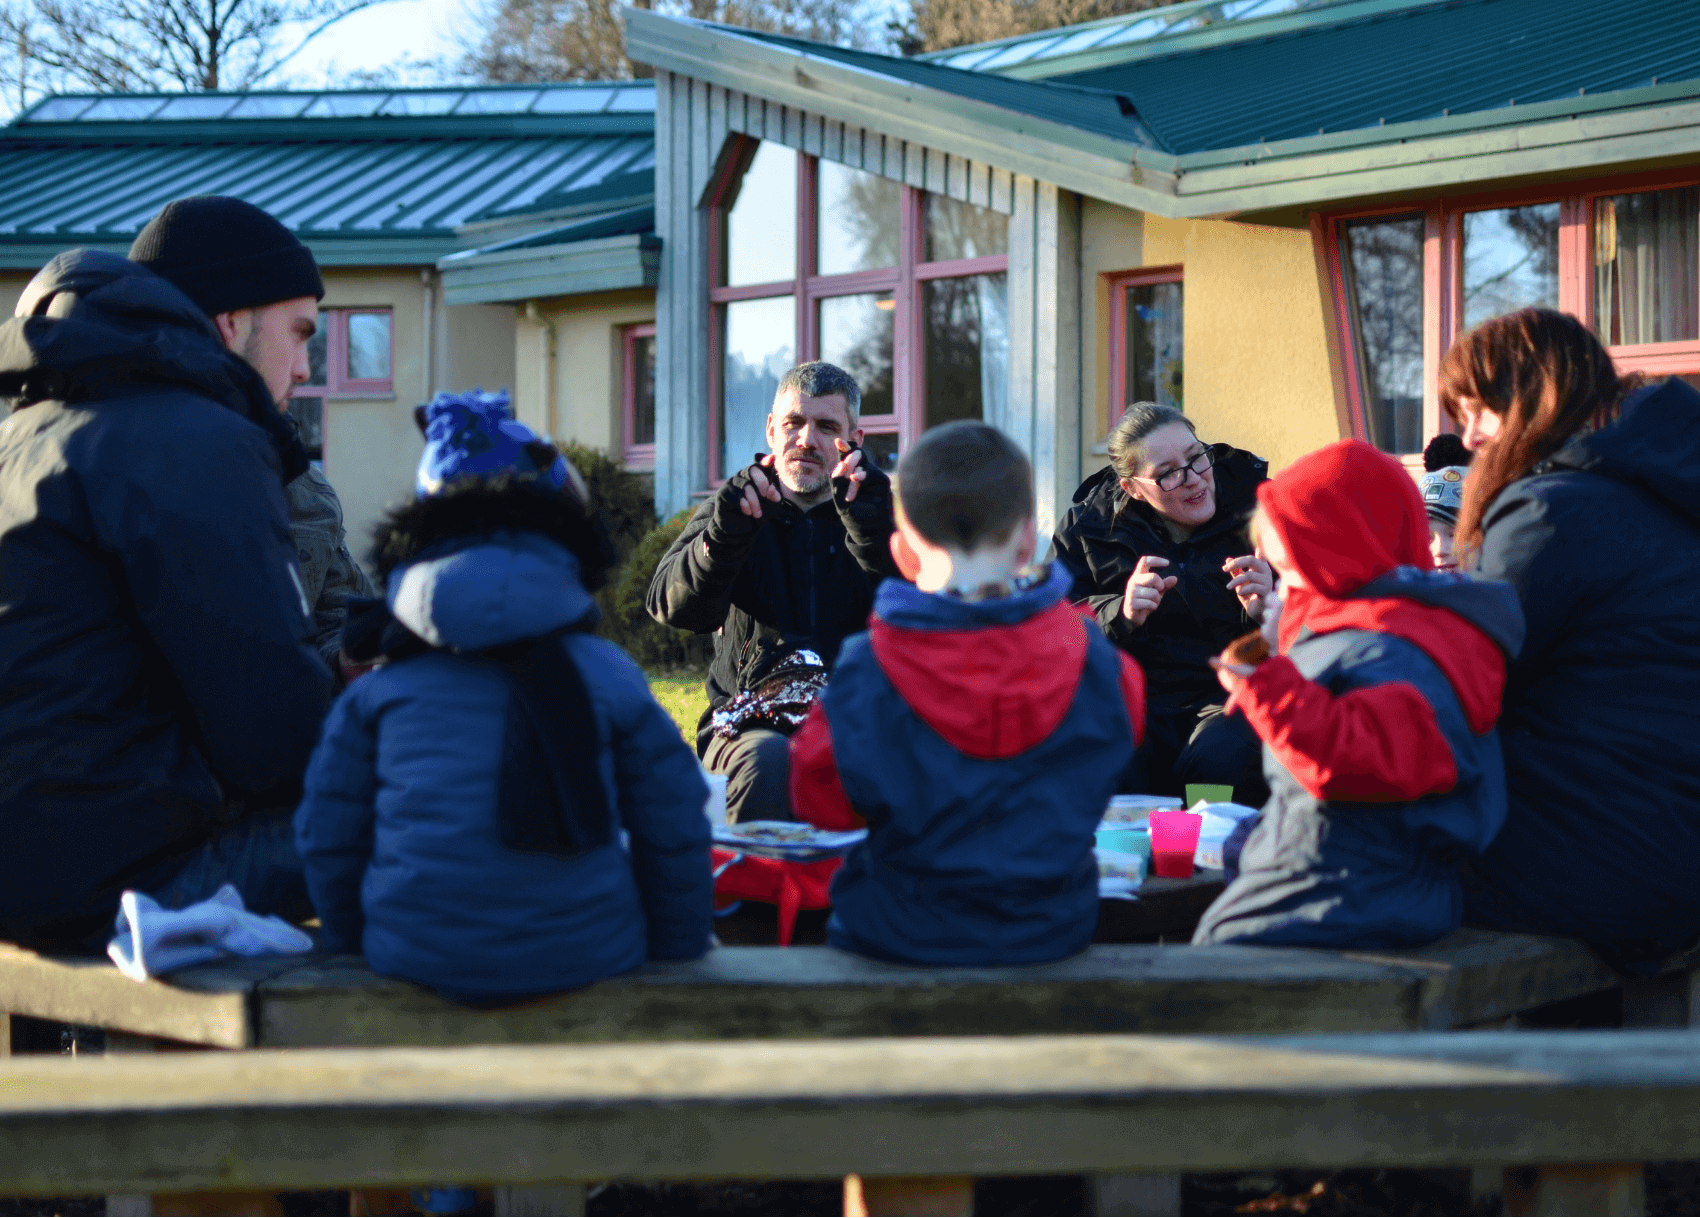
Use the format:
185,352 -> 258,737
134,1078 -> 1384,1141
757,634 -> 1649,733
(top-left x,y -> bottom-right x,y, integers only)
1340,214 -> 1424,454
722,296 -> 794,476
631,331 -> 656,447
725,143 -> 797,287
1123,281 -> 1183,412
817,161 -> 901,276
1594,187 -> 1699,346
308,312 -> 329,386
346,312 -> 391,381
1462,203 -> 1559,328
861,431 -> 900,471
922,273 -> 1008,430
923,195 -> 1009,263
818,293 -> 894,417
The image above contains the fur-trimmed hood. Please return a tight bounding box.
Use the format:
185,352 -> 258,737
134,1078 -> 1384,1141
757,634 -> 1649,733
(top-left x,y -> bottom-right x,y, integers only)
371,481 -> 611,651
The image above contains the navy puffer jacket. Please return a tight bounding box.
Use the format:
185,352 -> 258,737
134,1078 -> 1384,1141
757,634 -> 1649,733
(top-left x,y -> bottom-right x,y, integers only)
295,529 -> 713,1002
1462,376 -> 1700,962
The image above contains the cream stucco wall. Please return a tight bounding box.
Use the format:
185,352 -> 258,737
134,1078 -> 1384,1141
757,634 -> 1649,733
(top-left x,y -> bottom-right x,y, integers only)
514,289 -> 656,464
1080,200 -> 1344,480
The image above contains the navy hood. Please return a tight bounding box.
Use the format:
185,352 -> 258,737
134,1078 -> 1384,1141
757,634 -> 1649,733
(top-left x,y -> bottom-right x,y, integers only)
1548,376 -> 1700,530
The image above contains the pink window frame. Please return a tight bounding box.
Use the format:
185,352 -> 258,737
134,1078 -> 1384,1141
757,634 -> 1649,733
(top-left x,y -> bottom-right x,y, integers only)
622,321 -> 657,469
1104,265 -> 1184,429
290,308 -> 396,403
1321,168 -> 1700,450
707,143 -> 1010,482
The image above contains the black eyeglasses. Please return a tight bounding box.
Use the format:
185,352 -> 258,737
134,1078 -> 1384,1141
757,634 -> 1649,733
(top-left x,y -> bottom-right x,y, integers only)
1134,444 -> 1219,492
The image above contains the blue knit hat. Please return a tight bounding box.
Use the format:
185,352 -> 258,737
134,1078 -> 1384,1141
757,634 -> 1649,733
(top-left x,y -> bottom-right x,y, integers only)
414,388 -> 585,502
1418,465 -> 1467,527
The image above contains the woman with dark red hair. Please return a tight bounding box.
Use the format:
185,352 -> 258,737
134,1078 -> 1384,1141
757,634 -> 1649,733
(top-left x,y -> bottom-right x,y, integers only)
1443,307 -> 1700,965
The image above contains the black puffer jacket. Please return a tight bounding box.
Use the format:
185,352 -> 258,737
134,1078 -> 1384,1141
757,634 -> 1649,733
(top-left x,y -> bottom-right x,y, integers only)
0,250 -> 333,950
1051,447 -> 1268,718
1463,376 -> 1700,962
647,460 -> 898,754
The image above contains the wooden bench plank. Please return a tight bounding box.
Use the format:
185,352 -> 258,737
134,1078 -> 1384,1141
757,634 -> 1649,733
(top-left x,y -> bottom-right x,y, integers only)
248,944 -> 1427,1046
2,1032 -> 1700,1196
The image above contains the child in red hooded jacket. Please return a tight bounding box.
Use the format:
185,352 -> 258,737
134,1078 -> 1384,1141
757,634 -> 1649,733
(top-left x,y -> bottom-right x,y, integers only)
1193,441 -> 1524,949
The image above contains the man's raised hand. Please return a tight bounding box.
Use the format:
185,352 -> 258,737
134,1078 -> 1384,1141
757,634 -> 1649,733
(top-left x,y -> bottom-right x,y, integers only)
739,454 -> 783,518
831,438 -> 866,502
1120,555 -> 1177,627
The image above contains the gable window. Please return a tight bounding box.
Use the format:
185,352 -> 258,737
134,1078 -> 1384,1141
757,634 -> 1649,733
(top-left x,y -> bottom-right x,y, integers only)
709,140 -> 1009,480
287,307 -> 396,465
1324,172 -> 1700,455
1107,267 -> 1184,427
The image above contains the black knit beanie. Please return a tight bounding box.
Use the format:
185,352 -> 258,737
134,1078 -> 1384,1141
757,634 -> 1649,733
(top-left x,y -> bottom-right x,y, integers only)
128,196 -> 324,318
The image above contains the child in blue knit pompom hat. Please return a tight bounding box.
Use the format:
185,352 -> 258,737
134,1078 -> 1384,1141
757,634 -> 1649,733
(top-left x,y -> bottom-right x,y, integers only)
294,387 -> 712,1004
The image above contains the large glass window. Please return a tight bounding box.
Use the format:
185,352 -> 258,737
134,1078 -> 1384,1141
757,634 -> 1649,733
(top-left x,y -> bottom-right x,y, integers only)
710,140 -> 1011,479
722,296 -> 795,477
1461,203 -> 1560,328
1340,214 -> 1425,454
1594,187 -> 1699,346
286,306 -> 395,466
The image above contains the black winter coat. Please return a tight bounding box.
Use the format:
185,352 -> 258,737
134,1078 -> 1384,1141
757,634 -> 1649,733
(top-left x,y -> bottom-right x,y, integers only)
1463,376 -> 1700,962
1051,447 -> 1268,718
0,250 -> 333,950
647,460 -> 899,755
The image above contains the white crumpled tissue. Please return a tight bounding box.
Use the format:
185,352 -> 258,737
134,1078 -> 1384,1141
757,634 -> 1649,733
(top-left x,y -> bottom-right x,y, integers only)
107,884 -> 314,982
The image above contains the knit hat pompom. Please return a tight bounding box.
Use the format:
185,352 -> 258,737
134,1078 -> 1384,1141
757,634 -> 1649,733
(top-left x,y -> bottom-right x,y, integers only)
414,388 -> 586,504
128,196 -> 324,318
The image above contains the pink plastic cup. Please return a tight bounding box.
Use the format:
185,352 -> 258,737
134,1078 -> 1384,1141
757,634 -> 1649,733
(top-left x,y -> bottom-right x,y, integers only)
1149,809 -> 1203,879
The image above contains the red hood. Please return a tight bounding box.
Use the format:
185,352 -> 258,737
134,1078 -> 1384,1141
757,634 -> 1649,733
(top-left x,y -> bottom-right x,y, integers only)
869,601 -> 1088,760
1262,441 -> 1504,734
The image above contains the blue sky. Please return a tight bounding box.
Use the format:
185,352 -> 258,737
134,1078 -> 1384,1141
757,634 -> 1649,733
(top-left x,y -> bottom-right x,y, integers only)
277,0 -> 472,88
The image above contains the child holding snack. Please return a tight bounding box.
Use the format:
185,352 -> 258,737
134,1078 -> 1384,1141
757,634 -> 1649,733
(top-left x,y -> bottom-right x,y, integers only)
1194,440 -> 1523,949
789,421 -> 1146,965
294,390 -> 712,1002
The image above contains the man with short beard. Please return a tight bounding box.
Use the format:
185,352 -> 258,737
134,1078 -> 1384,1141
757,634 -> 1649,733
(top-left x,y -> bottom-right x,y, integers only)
649,362 -> 898,824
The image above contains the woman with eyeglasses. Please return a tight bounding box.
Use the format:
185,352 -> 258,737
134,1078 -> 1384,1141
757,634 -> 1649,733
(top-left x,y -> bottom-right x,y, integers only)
1053,403 -> 1272,806
1444,308 -> 1700,968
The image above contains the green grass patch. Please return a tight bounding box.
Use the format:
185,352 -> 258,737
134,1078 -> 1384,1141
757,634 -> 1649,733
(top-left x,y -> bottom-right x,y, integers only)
647,667 -> 710,744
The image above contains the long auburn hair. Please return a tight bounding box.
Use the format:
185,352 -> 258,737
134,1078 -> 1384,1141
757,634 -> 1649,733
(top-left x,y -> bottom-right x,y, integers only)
1439,307 -> 1636,554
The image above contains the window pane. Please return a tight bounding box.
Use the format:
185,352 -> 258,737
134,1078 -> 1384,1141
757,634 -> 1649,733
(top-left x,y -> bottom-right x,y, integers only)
1340,214 -> 1424,454
288,396 -> 324,464
1123,280 -> 1183,413
1594,187 -> 1699,346
818,292 -> 894,418
725,143 -> 797,287
922,273 -> 1008,431
722,296 -> 794,476
923,194 -> 1009,263
346,312 -> 391,381
1462,203 -> 1559,328
632,333 -> 656,447
306,311 -> 329,387
862,431 -> 900,472
817,161 -> 901,276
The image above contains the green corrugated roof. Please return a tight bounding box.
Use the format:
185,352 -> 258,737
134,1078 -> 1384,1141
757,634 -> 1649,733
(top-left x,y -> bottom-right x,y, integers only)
0,83 -> 655,264
1053,0 -> 1700,153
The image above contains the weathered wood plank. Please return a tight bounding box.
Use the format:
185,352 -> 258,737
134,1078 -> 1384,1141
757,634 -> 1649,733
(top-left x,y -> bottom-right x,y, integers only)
3,1032 -> 1700,1196
248,945 -> 1426,1048
1341,928 -> 1619,1029
0,945 -> 273,1049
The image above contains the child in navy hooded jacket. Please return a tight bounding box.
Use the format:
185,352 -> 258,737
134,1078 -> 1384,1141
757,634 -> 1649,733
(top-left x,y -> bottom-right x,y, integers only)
1195,440 -> 1524,950
790,422 -> 1146,966
294,391 -> 712,1003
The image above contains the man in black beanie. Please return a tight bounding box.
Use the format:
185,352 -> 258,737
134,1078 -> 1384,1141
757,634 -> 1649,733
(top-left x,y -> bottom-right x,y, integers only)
129,196 -> 378,671
0,198 -> 336,953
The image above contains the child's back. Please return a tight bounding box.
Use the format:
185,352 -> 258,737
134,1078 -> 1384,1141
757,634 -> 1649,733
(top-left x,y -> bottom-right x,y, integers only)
1194,441 -> 1523,950
296,393 -> 711,1002
790,423 -> 1144,966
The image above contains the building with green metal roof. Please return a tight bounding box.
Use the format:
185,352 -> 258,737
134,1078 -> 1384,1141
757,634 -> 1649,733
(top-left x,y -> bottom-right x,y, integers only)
627,0 -> 1700,527
0,81 -> 663,551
